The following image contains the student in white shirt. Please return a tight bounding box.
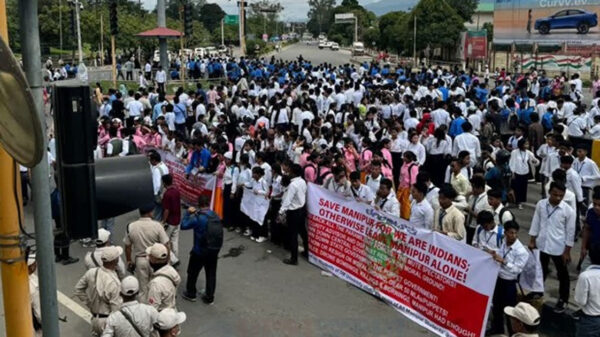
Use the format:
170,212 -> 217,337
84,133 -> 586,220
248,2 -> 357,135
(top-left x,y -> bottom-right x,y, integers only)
472,210 -> 503,252
409,182 -> 434,230
373,178 -> 400,218
529,182 -> 576,313
247,167 -> 269,242
222,152 -> 239,230
465,176 -> 492,244
365,161 -> 383,196
537,134 -> 558,198
235,154 -> 252,235
349,171 -> 374,204
486,221 -> 530,335
268,164 -> 286,246
574,145 -> 600,206
575,243 -> 600,336
452,122 -> 480,167
509,138 -> 540,209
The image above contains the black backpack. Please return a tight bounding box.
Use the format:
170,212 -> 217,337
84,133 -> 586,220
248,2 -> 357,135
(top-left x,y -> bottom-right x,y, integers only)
500,164 -> 512,191
199,211 -> 223,251
315,168 -> 332,185
128,139 -> 139,155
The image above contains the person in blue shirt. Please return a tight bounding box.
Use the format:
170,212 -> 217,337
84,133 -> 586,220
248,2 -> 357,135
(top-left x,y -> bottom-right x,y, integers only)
180,195 -> 222,304
152,94 -> 166,122
475,83 -> 488,104
448,107 -> 466,138
185,140 -> 211,177
173,95 -> 187,135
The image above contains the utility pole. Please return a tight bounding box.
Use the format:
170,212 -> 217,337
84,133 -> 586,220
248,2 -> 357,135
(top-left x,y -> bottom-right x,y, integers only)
157,0 -> 168,71
179,3 -> 185,89
75,0 -> 83,63
19,1 -> 61,336
221,18 -> 225,47
354,16 -> 358,43
0,1 -> 36,337
239,0 -> 246,56
59,0 -> 63,57
413,15 -> 417,68
100,12 -> 104,65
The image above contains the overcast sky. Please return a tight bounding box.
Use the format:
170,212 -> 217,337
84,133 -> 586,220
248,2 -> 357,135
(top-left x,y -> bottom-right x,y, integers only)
141,0 -> 386,21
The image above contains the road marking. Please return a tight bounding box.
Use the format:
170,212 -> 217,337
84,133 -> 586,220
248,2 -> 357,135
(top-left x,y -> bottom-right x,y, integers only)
57,291 -> 92,324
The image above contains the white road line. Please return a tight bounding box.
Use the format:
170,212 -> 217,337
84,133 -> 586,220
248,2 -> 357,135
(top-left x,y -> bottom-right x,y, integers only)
56,291 -> 92,324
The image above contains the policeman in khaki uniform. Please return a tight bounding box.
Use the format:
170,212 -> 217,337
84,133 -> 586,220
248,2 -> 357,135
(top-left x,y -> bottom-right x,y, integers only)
75,246 -> 123,336
85,229 -> 126,279
155,309 -> 186,337
146,243 -> 181,311
101,276 -> 159,337
124,204 -> 170,300
28,253 -> 42,337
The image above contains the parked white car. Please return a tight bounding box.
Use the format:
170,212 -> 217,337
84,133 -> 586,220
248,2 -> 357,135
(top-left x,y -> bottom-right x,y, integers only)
352,42 -> 365,56
330,42 -> 339,51
318,41 -> 327,49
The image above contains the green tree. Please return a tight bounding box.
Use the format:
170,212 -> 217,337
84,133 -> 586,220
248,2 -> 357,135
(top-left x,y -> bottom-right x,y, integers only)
407,0 -> 465,57
307,0 -> 335,37
378,11 -> 407,53
482,22 -> 493,42
198,3 -> 226,32
363,26 -> 380,50
341,0 -> 359,8
445,0 -> 478,23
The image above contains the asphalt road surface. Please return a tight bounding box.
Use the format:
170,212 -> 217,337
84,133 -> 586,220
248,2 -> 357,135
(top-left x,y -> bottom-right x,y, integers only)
265,43 -> 355,67
0,178 -> 579,337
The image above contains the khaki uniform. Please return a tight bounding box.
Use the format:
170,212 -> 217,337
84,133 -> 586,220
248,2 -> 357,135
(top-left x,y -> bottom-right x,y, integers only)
74,267 -> 122,336
123,217 -> 169,299
433,205 -> 467,242
85,248 -> 126,279
146,265 -> 180,311
29,273 -> 42,337
101,300 -> 159,337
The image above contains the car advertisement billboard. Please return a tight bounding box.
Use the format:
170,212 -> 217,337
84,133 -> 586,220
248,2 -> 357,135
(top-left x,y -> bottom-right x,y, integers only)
493,0 -> 600,47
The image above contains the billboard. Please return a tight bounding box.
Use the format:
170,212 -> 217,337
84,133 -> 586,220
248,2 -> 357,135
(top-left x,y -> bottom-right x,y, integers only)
493,0 -> 600,48
335,13 -> 356,23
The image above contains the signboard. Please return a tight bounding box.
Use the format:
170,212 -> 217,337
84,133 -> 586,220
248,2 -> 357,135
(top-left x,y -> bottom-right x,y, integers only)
335,13 -> 356,23
307,184 -> 499,337
224,14 -> 239,25
493,0 -> 600,49
516,54 -> 592,70
262,34 -> 268,42
465,30 -> 488,60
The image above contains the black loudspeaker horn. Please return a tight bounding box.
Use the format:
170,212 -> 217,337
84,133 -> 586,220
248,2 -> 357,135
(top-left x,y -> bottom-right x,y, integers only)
95,155 -> 154,219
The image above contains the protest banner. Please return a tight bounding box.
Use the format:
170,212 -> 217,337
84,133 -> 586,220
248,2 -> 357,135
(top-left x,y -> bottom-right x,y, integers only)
149,148 -> 216,206
306,183 -> 499,337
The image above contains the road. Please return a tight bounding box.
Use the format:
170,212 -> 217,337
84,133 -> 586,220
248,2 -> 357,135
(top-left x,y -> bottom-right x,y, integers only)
0,179 -> 578,337
268,43 -> 354,66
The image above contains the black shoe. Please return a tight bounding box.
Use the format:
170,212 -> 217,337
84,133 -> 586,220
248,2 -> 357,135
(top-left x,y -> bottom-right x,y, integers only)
283,258 -> 298,265
55,256 -> 64,263
485,328 -> 502,336
61,257 -> 79,265
182,291 -> 197,302
201,295 -> 214,305
554,300 -> 567,313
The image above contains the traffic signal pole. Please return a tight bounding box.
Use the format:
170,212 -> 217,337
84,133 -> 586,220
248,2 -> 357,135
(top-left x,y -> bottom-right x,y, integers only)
179,4 -> 185,89
0,1 -> 36,336
18,1 -> 61,336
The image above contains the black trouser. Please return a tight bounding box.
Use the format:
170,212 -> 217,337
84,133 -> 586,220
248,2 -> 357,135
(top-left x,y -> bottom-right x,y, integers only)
582,187 -> 591,214
491,278 -> 517,334
222,184 -> 234,228
268,199 -> 284,246
20,171 -> 29,203
53,224 -> 70,260
232,191 -> 243,230
157,82 -> 165,94
117,71 -> 124,80
512,173 -> 529,204
466,226 -> 476,246
126,71 -> 133,81
391,152 -> 402,188
287,208 -> 308,262
186,249 -> 219,300
250,218 -> 266,238
540,251 -> 570,302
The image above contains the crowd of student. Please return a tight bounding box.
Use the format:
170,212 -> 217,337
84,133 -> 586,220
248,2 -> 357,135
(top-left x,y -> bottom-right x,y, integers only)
91,53 -> 600,337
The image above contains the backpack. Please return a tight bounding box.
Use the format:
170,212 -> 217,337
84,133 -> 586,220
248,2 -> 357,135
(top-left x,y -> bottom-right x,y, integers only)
315,168 -> 332,185
476,225 -> 504,248
498,207 -> 514,227
500,164 -> 512,191
199,211 -> 223,251
508,110 -> 519,130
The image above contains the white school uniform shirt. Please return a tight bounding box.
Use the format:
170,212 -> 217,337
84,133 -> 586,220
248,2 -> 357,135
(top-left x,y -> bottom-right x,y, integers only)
373,191 -> 400,218
452,132 -> 480,167
126,100 -> 144,117
575,265 -> 600,316
271,175 -> 283,200
279,177 -> 307,214
390,137 -> 409,153
566,168 -> 584,202
537,144 -> 557,177
410,199 -> 434,230
223,165 -> 240,194
151,162 -> 169,196
466,192 -> 492,228
425,137 -> 452,156
431,108 -> 451,128
509,149 -> 539,175
497,239 -> 529,281
567,115 -> 587,137
529,199 -> 576,256
350,184 -> 374,203
406,142 -> 426,166
591,124 -> 600,139
472,224 -> 502,252
574,157 -> 600,188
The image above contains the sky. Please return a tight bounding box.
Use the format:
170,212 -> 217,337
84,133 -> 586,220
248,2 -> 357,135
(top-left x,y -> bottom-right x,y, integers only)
141,0 -> 402,21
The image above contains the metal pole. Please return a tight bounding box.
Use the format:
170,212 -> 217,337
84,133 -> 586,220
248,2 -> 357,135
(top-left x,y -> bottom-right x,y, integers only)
221,18 -> 224,46
240,0 -> 246,56
18,1 -> 60,336
179,5 -> 185,89
413,15 -> 417,67
157,0 -> 168,71
100,12 -> 104,65
0,1 -> 36,337
111,35 -> 117,88
354,17 -> 357,43
59,0 -> 63,56
75,0 -> 83,64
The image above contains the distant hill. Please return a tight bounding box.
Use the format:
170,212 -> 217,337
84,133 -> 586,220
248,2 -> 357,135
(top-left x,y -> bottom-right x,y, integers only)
364,0 -> 417,16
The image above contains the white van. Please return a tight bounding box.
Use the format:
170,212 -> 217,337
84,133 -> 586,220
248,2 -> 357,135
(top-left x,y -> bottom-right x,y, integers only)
194,47 -> 206,59
352,42 -> 365,56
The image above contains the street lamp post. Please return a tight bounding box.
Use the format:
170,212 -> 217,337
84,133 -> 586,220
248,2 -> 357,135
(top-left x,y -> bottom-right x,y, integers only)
68,0 -> 87,81
413,14 -> 417,68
